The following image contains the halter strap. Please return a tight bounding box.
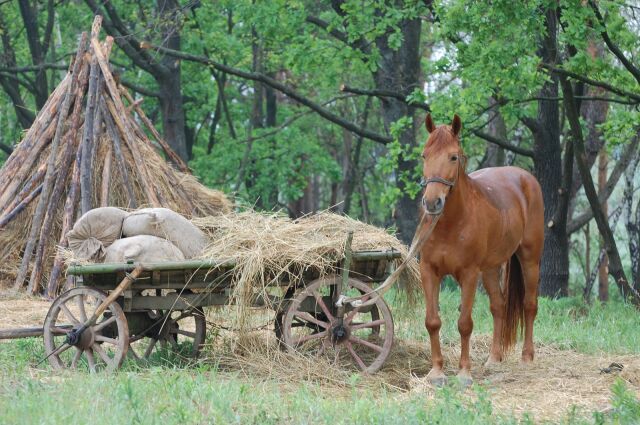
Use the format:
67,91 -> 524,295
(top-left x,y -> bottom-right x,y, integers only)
420,176 -> 455,187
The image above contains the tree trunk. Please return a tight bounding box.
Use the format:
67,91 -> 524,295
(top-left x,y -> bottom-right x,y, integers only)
532,7 -> 569,297
156,0 -> 188,161
373,16 -> 422,244
598,148 -> 609,302
561,75 -> 640,306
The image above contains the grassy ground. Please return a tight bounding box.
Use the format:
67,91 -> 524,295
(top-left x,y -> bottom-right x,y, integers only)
0,288 -> 639,425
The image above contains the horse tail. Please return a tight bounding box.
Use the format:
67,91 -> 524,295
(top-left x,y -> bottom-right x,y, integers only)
502,253 -> 525,352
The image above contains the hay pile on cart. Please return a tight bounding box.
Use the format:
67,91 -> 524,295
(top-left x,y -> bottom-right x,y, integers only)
0,17 -> 231,296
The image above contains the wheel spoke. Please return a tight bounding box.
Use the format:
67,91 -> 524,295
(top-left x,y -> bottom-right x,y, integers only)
350,319 -> 386,331
346,341 -> 367,371
312,291 -> 334,321
59,304 -> 80,325
76,294 -> 87,322
92,343 -> 113,366
52,342 -> 72,357
93,316 -> 117,332
176,329 -> 195,339
144,338 -> 158,358
70,348 -> 82,368
94,335 -> 119,345
128,346 -> 141,361
349,335 -> 383,353
293,311 -> 328,329
50,325 -> 72,335
290,330 -> 327,346
86,348 -> 97,372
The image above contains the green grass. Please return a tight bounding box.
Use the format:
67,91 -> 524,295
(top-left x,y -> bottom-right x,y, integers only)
1,290 -> 639,425
390,288 -> 640,354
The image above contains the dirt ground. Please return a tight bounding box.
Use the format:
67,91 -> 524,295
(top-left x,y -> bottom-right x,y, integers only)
0,292 -> 638,422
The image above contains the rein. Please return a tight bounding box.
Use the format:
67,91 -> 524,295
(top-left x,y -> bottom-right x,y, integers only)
336,211 -> 442,309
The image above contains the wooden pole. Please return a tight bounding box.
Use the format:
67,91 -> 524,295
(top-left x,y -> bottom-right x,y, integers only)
0,162 -> 45,217
46,143 -> 83,297
92,34 -> 161,207
100,99 -> 138,209
0,75 -> 70,201
28,51 -> 91,294
0,183 -> 43,229
0,112 -> 60,209
104,97 -> 161,207
100,142 -> 113,207
14,33 -> 89,291
120,88 -> 190,173
79,17 -> 103,215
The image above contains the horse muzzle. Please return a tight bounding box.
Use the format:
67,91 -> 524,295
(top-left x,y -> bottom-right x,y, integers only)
422,196 -> 444,215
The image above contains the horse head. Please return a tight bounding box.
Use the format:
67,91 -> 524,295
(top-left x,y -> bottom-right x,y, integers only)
421,114 -> 465,215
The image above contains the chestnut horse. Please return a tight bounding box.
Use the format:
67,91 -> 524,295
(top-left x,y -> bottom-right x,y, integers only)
419,114 -> 544,386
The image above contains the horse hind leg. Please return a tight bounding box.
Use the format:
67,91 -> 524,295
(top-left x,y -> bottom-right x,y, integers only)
515,247 -> 541,363
481,266 -> 506,365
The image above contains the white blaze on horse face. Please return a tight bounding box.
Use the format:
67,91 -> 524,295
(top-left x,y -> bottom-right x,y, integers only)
421,149 -> 459,214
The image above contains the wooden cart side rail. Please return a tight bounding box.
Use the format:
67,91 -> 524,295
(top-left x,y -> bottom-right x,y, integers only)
66,249 -> 402,275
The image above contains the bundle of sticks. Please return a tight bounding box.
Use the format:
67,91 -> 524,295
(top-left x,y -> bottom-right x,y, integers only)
0,16 -> 231,297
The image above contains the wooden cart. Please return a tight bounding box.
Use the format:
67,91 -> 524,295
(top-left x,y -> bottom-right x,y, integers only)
43,244 -> 399,373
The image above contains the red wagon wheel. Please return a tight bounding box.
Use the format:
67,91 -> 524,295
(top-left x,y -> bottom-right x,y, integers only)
281,276 -> 394,373
43,287 -> 129,372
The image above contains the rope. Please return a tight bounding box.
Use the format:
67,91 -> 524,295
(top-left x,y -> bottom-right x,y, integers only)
337,211 -> 441,308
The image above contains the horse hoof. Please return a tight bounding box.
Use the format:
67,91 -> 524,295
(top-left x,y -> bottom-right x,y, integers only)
427,369 -> 447,387
456,374 -> 473,388
521,353 -> 534,364
429,376 -> 447,388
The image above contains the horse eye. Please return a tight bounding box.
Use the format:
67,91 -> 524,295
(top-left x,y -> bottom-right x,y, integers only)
451,155 -> 458,161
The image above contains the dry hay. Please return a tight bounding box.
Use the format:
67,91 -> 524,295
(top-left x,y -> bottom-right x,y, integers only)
194,210 -> 421,330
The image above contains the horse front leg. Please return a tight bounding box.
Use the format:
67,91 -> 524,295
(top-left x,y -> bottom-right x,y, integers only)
457,269 -> 479,386
420,262 -> 445,386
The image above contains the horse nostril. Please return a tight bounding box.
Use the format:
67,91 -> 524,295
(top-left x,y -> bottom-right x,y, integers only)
435,198 -> 443,210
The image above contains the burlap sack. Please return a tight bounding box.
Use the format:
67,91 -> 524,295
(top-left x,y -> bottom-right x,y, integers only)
103,235 -> 185,263
122,208 -> 208,258
67,207 -> 129,261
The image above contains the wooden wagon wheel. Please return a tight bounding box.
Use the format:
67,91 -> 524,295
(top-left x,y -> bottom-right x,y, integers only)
43,287 -> 129,372
128,290 -> 206,360
281,276 -> 394,373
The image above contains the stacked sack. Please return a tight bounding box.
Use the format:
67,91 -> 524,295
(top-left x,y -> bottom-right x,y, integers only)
66,207 -> 209,263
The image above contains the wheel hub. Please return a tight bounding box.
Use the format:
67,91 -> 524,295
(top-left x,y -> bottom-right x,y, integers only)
65,325 -> 95,349
330,321 -> 350,344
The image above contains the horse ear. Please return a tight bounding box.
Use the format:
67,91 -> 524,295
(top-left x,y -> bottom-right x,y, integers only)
451,114 -> 462,136
425,114 -> 436,133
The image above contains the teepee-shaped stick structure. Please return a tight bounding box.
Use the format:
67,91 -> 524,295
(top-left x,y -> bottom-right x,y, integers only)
0,17 -> 231,297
